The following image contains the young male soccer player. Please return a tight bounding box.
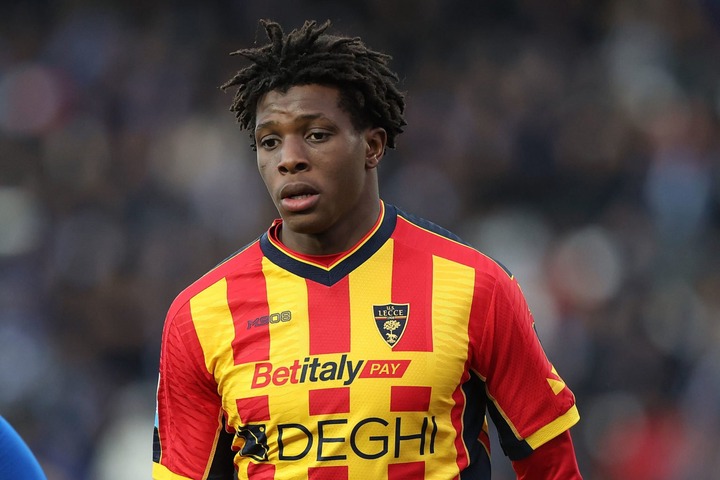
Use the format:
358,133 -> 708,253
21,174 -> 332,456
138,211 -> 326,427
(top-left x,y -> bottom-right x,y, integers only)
153,19 -> 582,480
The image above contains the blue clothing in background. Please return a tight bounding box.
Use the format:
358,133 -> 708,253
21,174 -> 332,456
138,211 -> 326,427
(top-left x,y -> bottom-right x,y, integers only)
0,417 -> 46,480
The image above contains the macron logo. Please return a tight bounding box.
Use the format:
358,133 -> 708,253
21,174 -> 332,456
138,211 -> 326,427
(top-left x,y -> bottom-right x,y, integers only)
251,355 -> 411,388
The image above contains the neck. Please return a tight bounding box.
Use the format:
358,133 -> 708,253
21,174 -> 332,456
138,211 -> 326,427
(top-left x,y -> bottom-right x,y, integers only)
279,199 -> 382,256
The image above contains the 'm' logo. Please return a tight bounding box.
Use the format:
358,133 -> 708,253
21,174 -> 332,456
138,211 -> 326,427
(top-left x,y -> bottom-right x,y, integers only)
373,303 -> 409,348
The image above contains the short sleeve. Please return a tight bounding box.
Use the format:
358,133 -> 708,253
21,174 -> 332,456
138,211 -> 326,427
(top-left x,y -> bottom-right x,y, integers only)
153,301 -> 235,480
472,273 -> 579,460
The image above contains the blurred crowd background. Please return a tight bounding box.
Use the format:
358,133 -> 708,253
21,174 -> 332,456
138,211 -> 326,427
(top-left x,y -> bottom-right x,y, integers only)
1,1 -> 719,478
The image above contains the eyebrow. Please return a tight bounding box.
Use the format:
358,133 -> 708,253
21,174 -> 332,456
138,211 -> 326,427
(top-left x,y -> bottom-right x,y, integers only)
254,113 -> 327,133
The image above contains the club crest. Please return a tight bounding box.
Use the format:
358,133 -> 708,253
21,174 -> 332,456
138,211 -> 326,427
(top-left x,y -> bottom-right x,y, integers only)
373,303 -> 409,348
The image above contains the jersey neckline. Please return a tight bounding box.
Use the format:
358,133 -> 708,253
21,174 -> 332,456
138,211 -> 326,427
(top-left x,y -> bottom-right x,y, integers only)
260,202 -> 397,286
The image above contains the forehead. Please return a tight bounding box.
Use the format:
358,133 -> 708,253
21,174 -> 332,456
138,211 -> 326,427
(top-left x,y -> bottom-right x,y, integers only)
255,84 -> 346,126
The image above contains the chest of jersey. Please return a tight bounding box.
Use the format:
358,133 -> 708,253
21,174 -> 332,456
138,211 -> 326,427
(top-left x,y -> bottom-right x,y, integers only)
190,240 -> 481,478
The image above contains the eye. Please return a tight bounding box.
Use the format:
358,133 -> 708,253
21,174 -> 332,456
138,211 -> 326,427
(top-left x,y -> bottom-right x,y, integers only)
258,136 -> 280,150
307,130 -> 331,143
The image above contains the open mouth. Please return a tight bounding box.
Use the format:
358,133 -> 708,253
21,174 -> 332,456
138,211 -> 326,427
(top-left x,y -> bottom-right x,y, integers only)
280,184 -> 319,213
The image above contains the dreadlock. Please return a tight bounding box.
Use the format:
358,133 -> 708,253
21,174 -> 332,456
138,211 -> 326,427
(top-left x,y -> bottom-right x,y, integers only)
221,19 -> 406,149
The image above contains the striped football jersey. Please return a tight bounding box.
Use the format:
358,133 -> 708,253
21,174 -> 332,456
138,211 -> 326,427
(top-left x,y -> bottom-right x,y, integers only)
153,201 -> 579,480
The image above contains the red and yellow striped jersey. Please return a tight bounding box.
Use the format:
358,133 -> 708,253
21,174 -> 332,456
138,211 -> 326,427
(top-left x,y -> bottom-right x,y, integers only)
153,202 -> 579,480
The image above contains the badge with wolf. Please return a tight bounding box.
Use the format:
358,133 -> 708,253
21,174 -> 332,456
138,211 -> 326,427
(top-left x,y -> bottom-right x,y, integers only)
236,423 -> 269,461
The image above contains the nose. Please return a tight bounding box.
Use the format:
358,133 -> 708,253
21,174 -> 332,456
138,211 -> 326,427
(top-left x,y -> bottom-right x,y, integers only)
277,136 -> 309,174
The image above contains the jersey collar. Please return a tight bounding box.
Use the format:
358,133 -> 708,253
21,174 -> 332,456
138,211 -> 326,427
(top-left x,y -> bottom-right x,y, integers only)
260,201 -> 397,286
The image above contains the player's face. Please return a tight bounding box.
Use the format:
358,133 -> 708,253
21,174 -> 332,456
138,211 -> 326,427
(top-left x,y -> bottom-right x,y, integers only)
254,84 -> 386,254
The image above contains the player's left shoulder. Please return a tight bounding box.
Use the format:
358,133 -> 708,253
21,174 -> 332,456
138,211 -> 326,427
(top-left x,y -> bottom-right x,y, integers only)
393,205 -> 515,279
393,206 -> 472,257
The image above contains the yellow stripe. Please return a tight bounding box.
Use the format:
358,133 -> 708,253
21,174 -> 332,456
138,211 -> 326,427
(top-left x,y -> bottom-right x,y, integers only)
152,462 -> 193,480
263,257 -> 310,362
526,404 -> 580,450
547,378 -> 566,395
547,365 -> 567,394
349,239 -> 393,352
189,278 -> 242,476
431,255 -> 475,479
346,240 -> 393,480
259,257 -> 310,460
485,387 -> 580,450
190,278 -> 235,377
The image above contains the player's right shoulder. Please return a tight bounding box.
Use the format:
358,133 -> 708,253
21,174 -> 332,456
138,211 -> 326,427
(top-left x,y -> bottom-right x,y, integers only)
164,238 -> 264,323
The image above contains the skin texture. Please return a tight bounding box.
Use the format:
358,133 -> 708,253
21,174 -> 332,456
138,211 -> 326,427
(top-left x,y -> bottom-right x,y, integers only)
254,84 -> 387,255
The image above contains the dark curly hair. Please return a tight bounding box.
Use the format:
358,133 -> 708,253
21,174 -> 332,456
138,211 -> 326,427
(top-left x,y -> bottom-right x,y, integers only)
221,19 -> 406,149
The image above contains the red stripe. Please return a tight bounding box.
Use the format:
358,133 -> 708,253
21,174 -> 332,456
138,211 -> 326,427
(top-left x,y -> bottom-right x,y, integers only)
163,240 -> 262,323
391,239 -> 433,352
390,386 -> 432,412
236,395 -> 270,423
388,461 -> 425,479
158,301 -> 223,478
308,466 -> 348,480
247,463 -> 275,479
228,245 -> 271,365
394,216 -> 479,266
308,387 -> 350,416
308,277 -> 350,355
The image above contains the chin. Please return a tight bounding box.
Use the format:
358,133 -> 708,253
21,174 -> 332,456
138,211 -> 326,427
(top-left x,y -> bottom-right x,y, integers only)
282,214 -> 328,235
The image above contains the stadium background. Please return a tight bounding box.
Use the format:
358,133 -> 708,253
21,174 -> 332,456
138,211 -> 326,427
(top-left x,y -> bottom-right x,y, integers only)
1,1 -> 719,478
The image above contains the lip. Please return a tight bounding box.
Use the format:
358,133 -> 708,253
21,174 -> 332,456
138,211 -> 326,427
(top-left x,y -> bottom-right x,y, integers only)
279,182 -> 320,213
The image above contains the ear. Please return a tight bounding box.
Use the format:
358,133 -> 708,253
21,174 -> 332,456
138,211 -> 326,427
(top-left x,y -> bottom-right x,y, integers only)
365,127 -> 387,169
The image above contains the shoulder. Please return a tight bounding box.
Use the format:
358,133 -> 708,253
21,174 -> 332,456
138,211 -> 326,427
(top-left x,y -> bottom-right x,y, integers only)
164,237 -> 264,324
391,205 -> 513,281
